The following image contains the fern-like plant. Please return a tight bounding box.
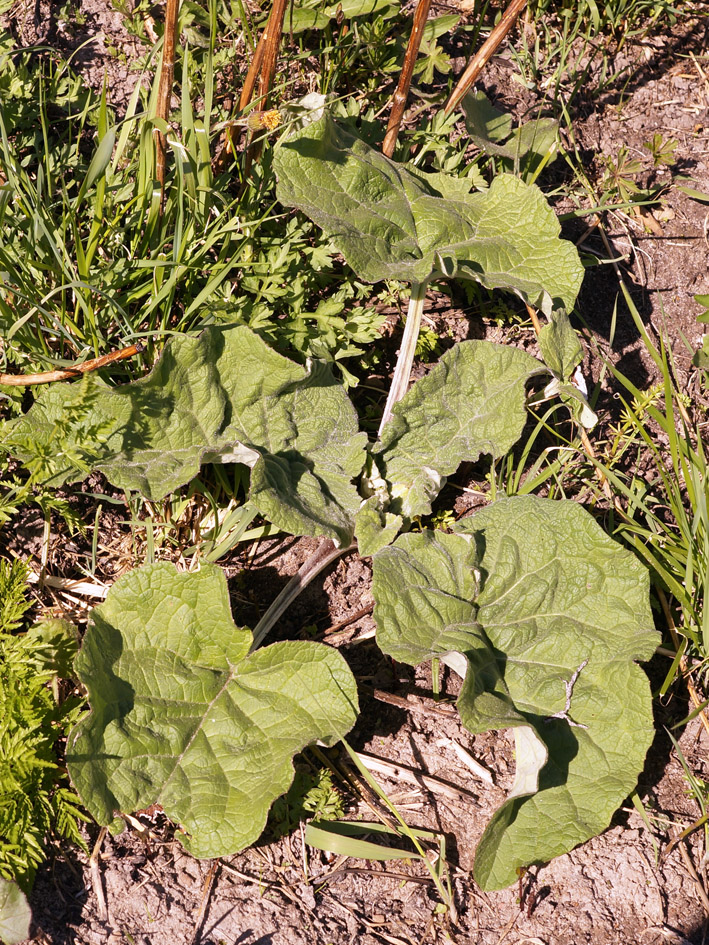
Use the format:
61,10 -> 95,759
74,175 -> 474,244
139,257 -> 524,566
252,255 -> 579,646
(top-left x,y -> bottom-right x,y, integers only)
0,560 -> 88,893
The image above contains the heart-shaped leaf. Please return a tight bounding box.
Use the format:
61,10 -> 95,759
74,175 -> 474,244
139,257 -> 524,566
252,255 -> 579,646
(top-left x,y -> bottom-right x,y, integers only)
371,495 -> 656,889
67,562 -> 359,857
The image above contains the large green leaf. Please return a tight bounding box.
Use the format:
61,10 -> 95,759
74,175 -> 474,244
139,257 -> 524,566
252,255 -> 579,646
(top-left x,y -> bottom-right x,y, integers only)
0,878 -> 31,945
67,563 -> 359,858
374,340 -> 540,520
371,496 -> 656,889
274,113 -> 583,313
9,326 -> 367,544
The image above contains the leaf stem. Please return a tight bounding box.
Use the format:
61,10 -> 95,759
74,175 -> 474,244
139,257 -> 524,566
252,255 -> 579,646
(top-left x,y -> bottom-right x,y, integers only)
378,281 -> 427,437
250,539 -> 354,651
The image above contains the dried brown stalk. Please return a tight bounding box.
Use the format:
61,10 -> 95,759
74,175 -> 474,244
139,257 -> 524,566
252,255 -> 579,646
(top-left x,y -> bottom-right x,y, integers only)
0,343 -> 144,386
444,0 -> 527,116
524,300 -> 542,335
382,0 -> 433,158
216,29 -> 268,166
154,0 -> 181,209
241,0 -> 289,172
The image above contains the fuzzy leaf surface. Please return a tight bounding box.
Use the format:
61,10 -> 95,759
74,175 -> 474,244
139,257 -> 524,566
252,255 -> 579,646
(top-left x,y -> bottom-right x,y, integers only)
275,113 -> 583,313
10,326 -> 366,544
375,341 -> 540,519
67,563 -> 359,858
0,879 -> 31,945
372,496 -> 656,889
538,308 -> 583,381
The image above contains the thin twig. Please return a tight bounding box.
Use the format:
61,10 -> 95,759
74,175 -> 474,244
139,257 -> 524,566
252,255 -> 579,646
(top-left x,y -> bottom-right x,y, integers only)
155,0 -> 181,210
677,839 -> 709,914
369,687 -> 458,720
89,826 -> 109,923
0,343 -> 144,386
382,0 -> 433,158
354,749 -> 478,804
320,603 -> 374,637
444,0 -> 527,115
191,861 -> 220,945
318,865 -> 435,885
663,813 -> 709,863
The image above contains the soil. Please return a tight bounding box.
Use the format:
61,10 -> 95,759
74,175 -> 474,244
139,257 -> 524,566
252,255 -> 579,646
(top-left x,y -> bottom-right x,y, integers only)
5,1 -> 709,944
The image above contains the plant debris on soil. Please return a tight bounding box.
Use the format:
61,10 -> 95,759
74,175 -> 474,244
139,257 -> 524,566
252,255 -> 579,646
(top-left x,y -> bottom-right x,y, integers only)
4,1 -> 709,944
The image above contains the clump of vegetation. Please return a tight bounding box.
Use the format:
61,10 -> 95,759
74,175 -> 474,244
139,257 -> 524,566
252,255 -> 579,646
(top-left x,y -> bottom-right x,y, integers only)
0,0 -> 705,935
0,561 -> 87,922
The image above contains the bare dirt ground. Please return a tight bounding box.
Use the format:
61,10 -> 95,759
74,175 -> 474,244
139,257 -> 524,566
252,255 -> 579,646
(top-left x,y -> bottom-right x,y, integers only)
6,2 -> 709,944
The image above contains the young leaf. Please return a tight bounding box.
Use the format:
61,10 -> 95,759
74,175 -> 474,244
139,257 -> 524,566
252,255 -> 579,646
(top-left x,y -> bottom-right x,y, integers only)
10,326 -> 367,545
371,496 -> 657,889
537,309 -> 583,382
462,91 -> 558,166
274,113 -> 584,313
67,563 -> 359,858
374,341 -> 540,520
355,495 -> 404,557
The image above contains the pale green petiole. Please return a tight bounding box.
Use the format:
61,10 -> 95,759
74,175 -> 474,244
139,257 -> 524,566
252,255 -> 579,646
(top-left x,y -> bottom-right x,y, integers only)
378,280 -> 427,437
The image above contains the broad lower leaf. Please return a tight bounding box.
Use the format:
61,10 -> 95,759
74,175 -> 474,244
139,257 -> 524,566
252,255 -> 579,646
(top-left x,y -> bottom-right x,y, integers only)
275,113 -> 584,313
9,326 -> 366,544
371,496 -> 656,889
374,341 -> 540,519
0,878 -> 31,945
67,563 -> 359,858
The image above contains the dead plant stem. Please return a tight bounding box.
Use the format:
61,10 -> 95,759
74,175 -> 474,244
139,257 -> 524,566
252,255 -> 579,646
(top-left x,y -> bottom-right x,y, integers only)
241,0 -> 288,172
155,0 -> 181,211
0,343 -> 144,386
382,0 -> 433,158
444,0 -> 527,115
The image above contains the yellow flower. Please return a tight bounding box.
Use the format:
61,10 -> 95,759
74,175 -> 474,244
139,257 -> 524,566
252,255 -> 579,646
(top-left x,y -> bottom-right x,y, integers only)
246,109 -> 282,132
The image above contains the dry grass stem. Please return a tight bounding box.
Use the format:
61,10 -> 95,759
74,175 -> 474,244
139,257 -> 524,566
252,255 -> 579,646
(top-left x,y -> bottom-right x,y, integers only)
657,587 -> 709,738
355,749 -> 478,803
